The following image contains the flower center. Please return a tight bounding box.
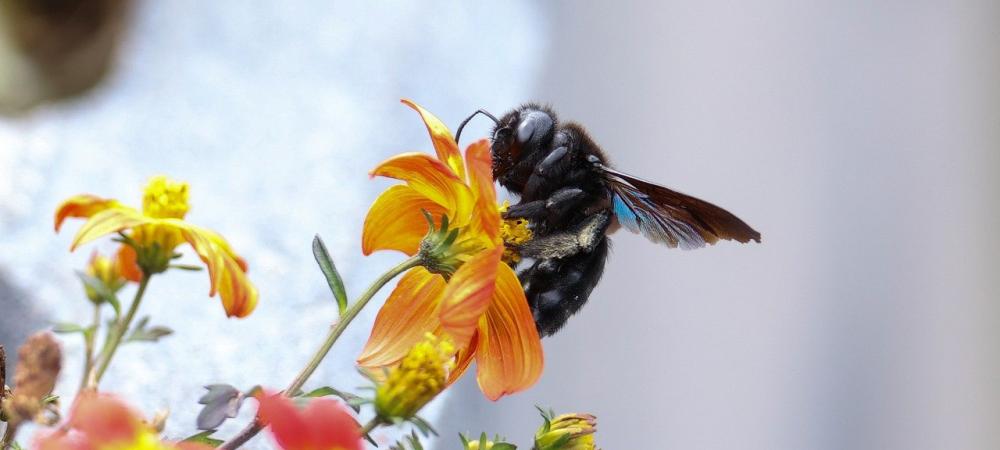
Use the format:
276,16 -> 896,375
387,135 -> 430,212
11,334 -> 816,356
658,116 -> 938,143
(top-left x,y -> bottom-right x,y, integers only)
374,333 -> 456,420
498,201 -> 533,264
142,176 -> 189,219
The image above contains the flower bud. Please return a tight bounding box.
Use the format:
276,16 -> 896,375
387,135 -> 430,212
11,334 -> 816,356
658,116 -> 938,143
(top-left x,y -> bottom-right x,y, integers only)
533,410 -> 597,450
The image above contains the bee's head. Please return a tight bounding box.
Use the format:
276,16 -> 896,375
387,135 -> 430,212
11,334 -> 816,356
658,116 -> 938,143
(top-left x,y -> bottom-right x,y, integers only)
490,105 -> 555,183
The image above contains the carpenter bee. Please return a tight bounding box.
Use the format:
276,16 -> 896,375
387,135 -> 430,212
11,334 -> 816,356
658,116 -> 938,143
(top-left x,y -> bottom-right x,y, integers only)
455,105 -> 761,337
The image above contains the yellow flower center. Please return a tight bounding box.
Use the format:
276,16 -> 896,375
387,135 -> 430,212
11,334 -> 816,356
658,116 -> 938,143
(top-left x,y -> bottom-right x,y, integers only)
142,176 -> 190,219
498,201 -> 532,264
374,333 -> 456,420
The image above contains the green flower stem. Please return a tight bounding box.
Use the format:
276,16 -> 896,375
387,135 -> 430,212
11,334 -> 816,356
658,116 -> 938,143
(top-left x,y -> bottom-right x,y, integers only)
77,302 -> 102,392
219,256 -> 420,450
91,274 -> 151,386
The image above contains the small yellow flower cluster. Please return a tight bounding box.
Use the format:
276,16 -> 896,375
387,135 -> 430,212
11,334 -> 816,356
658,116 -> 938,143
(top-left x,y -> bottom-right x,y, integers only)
141,175 -> 190,219
374,333 -> 456,421
498,201 -> 533,264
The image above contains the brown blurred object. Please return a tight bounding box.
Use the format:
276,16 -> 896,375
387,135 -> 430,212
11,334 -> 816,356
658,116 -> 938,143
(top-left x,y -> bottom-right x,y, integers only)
1,332 -> 61,425
0,0 -> 132,114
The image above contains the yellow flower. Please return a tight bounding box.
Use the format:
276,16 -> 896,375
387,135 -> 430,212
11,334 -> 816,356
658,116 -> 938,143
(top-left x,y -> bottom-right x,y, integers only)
357,100 -> 543,401
534,411 -> 597,450
374,333 -> 455,421
55,176 -> 258,318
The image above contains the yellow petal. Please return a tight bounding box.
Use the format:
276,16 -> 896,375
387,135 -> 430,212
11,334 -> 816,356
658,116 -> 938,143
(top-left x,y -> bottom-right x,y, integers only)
402,99 -> 465,181
358,268 -> 447,368
464,139 -> 501,243
362,185 -> 447,256
475,263 -> 543,401
54,194 -> 123,232
371,152 -> 473,224
70,207 -> 148,250
174,222 -> 258,318
438,246 -> 501,345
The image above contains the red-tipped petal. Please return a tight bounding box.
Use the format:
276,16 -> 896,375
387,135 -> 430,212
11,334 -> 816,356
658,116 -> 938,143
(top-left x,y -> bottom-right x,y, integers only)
464,139 -> 501,243
54,195 -> 122,232
177,222 -> 258,318
70,207 -> 148,251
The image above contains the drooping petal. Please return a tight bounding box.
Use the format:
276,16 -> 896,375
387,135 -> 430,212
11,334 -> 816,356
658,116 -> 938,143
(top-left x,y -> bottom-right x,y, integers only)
358,268 -> 446,368
438,246 -> 501,345
70,207 -> 149,250
464,139 -> 501,243
402,99 -> 465,181
67,393 -> 143,445
54,194 -> 123,232
371,153 -> 473,225
475,263 -> 543,401
174,221 -> 258,318
362,185 -> 447,256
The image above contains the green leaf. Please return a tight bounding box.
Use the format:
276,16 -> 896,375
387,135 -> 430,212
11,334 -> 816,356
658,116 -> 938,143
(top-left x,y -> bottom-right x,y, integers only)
125,316 -> 174,343
312,235 -> 349,316
300,386 -> 364,413
182,430 -> 223,447
52,322 -> 87,334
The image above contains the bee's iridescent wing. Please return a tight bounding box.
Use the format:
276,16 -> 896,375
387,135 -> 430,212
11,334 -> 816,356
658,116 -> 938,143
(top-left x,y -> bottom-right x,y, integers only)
596,161 -> 761,249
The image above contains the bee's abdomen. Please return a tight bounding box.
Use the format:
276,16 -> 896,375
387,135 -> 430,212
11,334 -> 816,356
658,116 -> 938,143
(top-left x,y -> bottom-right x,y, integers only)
523,237 -> 609,337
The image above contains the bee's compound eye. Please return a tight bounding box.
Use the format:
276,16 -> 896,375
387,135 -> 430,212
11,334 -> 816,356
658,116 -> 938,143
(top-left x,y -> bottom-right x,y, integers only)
516,111 -> 554,145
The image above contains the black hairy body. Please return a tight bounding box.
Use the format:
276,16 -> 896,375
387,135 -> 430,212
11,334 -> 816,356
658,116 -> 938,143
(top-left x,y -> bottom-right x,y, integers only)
487,104 -> 761,337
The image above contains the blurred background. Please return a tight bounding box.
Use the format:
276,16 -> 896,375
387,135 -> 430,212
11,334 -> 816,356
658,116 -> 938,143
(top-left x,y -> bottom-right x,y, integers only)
1,1 -> 998,449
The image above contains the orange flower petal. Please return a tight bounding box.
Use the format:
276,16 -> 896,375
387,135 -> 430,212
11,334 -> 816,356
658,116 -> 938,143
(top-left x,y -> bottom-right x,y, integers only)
448,327 -> 479,386
175,222 -> 258,318
371,152 -> 473,225
257,393 -> 312,450
475,263 -> 543,401
362,185 -> 447,256
438,246 -> 501,345
54,194 -> 122,232
116,245 -> 143,282
464,139 -> 501,243
402,99 -> 465,181
358,267 -> 446,368
70,207 -> 149,250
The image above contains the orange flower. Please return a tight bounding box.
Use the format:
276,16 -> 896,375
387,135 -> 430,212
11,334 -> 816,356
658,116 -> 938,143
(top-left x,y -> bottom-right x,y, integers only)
55,176 -> 257,318
256,393 -> 362,450
35,392 -> 212,450
357,100 -> 543,401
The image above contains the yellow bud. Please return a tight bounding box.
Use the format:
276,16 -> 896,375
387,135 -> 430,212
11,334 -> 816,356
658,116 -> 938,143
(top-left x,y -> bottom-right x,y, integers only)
374,333 -> 455,421
84,250 -> 127,302
534,412 -> 597,450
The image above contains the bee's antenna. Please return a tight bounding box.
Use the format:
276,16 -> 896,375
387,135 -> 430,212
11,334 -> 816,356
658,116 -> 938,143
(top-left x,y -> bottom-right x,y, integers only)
455,109 -> 499,146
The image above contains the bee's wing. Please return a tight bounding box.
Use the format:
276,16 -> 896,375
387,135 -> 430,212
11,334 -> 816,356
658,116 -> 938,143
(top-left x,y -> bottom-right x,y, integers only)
598,163 -> 761,250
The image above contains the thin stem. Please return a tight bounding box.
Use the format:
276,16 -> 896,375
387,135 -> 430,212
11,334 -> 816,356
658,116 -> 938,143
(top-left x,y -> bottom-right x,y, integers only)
91,274 -> 151,386
219,256 -> 420,450
77,303 -> 102,392
1,422 -> 19,450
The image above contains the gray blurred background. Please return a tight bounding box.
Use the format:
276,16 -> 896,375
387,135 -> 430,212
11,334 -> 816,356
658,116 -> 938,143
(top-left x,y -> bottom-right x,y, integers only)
2,1 -> 999,449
